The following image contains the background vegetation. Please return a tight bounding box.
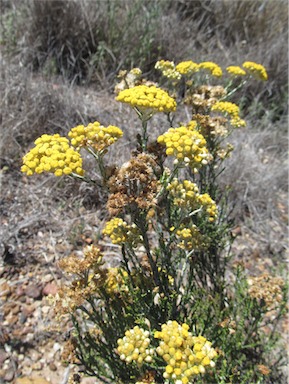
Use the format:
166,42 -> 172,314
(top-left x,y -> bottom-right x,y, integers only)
0,0 -> 288,382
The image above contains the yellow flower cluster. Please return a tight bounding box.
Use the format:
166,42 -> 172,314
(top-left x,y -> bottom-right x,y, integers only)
242,61 -> 268,81
176,225 -> 204,250
211,101 -> 246,127
117,326 -> 154,365
154,321 -> 217,383
198,61 -> 223,77
167,178 -> 218,221
226,65 -> 246,77
157,127 -> 211,171
198,193 -> 218,221
175,61 -> 199,75
105,267 -> 129,295
68,121 -> 123,152
116,85 -> 177,114
155,60 -> 181,80
21,134 -> 84,177
102,217 -> 141,245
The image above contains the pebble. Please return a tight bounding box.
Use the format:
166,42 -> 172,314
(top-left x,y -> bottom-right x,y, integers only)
3,366 -> 15,382
0,349 -> 8,365
49,362 -> 57,371
25,284 -> 43,300
42,282 -> 58,296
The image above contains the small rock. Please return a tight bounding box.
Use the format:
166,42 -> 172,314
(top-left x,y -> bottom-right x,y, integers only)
31,361 -> 43,370
3,368 -> 15,382
49,362 -> 57,371
0,281 -> 11,298
0,348 -> 8,365
41,305 -> 50,315
42,281 -> 58,296
15,284 -> 26,297
25,284 -> 42,300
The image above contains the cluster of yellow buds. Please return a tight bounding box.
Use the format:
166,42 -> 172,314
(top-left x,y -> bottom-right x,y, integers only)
154,321 -> 217,383
226,65 -> 246,77
176,225 -> 204,250
116,85 -> 177,114
155,60 -> 181,81
21,134 -> 84,177
68,121 -> 123,152
198,193 -> 218,221
157,126 -> 211,172
242,61 -> 268,81
104,267 -> 129,296
198,61 -> 223,77
167,178 -> 218,222
175,61 -> 199,76
211,101 -> 246,128
102,217 -> 141,245
117,326 -> 155,365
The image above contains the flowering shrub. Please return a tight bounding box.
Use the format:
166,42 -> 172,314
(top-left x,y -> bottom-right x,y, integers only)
22,59 -> 287,383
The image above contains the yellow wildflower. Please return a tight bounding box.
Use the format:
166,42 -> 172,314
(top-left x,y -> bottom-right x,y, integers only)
21,134 -> 84,177
155,60 -> 182,80
226,66 -> 246,77
157,126 -> 211,172
117,326 -> 154,365
116,85 -> 177,115
211,101 -> 246,128
242,61 -> 268,81
198,61 -> 223,77
175,61 -> 199,75
102,217 -> 141,245
167,178 -> 218,222
155,320 -> 217,382
68,121 -> 123,152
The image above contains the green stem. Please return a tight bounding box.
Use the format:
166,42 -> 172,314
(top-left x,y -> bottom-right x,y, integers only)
86,146 -> 108,188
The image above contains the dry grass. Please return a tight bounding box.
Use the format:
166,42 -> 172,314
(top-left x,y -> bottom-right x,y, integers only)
0,0 -> 288,260
1,0 -> 287,116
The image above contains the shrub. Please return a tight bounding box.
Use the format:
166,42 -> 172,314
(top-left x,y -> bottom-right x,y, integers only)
22,59 -> 288,383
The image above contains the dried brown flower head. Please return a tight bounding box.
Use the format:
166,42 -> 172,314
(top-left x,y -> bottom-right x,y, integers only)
107,153 -> 160,215
192,113 -> 229,138
248,273 -> 285,308
186,85 -> 226,111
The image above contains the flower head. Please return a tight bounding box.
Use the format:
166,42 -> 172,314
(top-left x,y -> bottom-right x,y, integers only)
167,178 -> 218,222
175,61 -> 199,75
242,61 -> 268,81
68,121 -> 123,152
155,60 -> 182,81
176,225 -> 205,250
117,326 -> 154,365
157,126 -> 212,172
103,217 -> 141,245
226,66 -> 246,77
116,85 -> 177,115
248,273 -> 284,308
104,267 -> 129,296
198,62 -> 223,77
155,320 -> 217,382
21,134 -> 84,177
107,153 -> 160,215
211,101 -> 246,127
